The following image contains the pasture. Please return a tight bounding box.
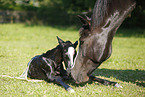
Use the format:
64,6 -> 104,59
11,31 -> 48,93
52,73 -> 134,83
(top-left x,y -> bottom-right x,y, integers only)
0,24 -> 145,97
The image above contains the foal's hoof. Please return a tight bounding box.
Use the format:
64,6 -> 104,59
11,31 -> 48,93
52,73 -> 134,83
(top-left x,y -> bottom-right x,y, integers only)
67,87 -> 75,93
114,83 -> 123,88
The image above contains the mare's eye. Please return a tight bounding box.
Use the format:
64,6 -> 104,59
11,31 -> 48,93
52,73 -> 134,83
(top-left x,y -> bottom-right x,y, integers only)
79,27 -> 84,32
80,41 -> 84,45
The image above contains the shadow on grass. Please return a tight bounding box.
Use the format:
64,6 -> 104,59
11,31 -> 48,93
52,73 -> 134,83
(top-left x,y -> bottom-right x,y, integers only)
63,68 -> 145,89
92,68 -> 145,87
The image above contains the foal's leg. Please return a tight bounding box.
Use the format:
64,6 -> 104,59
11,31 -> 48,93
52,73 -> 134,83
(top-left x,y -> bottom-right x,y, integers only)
47,76 -> 74,93
54,76 -> 75,93
89,75 -> 122,88
42,57 -> 75,92
59,63 -> 71,80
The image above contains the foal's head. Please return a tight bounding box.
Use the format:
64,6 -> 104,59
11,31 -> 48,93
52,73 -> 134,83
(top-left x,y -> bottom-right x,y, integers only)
57,36 -> 78,73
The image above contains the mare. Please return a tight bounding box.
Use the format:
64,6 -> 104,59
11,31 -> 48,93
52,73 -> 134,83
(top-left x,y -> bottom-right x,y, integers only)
71,0 -> 136,87
27,36 -> 78,92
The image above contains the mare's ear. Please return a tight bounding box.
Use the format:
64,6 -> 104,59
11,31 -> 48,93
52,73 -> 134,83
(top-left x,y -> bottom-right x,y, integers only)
57,36 -> 64,47
77,15 -> 90,25
74,41 -> 78,49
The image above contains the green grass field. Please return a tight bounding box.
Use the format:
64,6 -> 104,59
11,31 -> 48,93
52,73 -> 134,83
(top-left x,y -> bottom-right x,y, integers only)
0,24 -> 145,97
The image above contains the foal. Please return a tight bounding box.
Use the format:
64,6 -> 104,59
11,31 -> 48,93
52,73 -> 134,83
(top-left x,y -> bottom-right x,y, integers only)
27,36 -> 78,92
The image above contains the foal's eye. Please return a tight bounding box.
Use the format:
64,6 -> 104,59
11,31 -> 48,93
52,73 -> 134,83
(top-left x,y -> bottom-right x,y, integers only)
64,49 -> 67,52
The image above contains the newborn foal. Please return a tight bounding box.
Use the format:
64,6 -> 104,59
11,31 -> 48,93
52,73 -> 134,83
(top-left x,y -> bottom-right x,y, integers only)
27,36 -> 78,92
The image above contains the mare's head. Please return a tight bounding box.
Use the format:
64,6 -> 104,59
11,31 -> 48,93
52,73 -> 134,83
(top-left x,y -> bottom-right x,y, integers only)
71,0 -> 136,83
57,36 -> 78,73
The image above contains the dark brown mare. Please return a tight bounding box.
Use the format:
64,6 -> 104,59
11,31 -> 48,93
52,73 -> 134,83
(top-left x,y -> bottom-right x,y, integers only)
71,0 -> 136,87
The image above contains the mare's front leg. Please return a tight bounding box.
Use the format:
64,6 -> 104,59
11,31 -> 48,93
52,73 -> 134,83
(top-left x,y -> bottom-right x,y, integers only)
89,75 -> 122,88
53,76 -> 74,93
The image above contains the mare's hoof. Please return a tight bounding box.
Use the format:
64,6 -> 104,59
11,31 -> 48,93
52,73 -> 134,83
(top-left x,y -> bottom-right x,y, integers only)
67,87 -> 75,93
114,83 -> 123,88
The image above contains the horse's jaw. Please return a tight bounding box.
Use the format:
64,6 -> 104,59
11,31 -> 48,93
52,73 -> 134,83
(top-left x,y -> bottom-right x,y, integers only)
71,52 -> 89,84
71,48 -> 97,84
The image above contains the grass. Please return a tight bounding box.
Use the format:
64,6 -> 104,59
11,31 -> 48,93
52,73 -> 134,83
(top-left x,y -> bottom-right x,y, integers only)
0,24 -> 145,97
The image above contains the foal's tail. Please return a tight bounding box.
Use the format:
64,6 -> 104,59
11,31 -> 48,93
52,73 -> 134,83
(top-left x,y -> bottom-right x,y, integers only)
0,60 -> 43,82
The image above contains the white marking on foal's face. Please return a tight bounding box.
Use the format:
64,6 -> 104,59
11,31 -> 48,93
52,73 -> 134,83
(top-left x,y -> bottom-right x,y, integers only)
68,47 -> 75,57
67,47 -> 75,70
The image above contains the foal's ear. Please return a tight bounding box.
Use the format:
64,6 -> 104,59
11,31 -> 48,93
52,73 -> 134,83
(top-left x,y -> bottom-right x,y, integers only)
57,36 -> 64,47
74,41 -> 78,49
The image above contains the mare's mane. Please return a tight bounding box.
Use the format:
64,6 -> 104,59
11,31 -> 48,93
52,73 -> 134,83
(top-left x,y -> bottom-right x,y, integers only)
91,0 -> 135,28
91,0 -> 108,28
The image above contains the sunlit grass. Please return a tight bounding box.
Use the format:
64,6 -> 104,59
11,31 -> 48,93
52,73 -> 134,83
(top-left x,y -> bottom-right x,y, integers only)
0,24 -> 144,97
